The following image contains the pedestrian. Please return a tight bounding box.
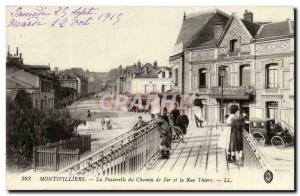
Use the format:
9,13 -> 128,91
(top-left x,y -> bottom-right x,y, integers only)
170,103 -> 180,125
105,116 -> 112,130
87,109 -> 92,119
228,105 -> 243,165
151,113 -> 156,120
217,114 -> 234,162
157,116 -> 172,159
175,109 -> 189,135
162,108 -> 170,125
133,116 -> 146,130
100,118 -> 105,130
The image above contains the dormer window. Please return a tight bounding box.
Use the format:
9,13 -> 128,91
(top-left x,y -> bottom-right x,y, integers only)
162,71 -> 165,78
229,39 -> 238,52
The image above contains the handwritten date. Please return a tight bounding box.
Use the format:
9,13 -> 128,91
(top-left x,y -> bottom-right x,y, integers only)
7,6 -> 124,28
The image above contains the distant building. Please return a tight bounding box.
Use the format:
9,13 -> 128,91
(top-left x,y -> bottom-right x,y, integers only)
57,72 -> 88,98
57,73 -> 79,92
6,48 -> 55,110
117,61 -> 172,94
170,9 -> 294,128
86,72 -> 107,93
106,67 -> 123,93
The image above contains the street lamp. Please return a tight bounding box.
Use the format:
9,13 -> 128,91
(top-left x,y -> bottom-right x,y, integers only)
219,65 -> 226,123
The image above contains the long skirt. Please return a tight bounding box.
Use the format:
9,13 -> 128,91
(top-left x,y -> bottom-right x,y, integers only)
229,123 -> 243,152
218,126 -> 231,149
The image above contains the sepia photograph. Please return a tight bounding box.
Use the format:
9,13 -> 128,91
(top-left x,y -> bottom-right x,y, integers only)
5,5 -> 295,191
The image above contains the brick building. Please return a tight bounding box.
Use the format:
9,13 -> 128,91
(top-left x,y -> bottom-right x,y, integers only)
170,9 -> 294,128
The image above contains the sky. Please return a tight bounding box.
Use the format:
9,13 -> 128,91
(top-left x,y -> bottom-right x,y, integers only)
6,6 -> 294,72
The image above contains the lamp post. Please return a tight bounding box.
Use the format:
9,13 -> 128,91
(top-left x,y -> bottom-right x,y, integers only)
219,65 -> 226,123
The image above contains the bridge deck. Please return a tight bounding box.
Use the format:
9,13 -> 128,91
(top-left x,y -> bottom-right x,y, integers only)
144,124 -> 242,176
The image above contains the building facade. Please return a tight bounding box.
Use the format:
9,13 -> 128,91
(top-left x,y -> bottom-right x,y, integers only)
117,61 -> 172,94
170,9 -> 294,128
6,49 -> 55,110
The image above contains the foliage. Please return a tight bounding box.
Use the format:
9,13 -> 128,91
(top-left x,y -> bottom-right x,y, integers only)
6,90 -> 75,171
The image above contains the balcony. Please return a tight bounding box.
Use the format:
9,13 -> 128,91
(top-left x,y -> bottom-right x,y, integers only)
211,86 -> 255,100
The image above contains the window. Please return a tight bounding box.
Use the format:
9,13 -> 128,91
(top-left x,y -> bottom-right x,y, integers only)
161,85 -> 165,93
162,71 -> 165,78
144,84 -> 148,93
239,65 -> 251,86
230,39 -> 238,52
266,101 -> 278,119
199,69 -> 207,88
175,69 -> 178,86
266,64 -> 278,88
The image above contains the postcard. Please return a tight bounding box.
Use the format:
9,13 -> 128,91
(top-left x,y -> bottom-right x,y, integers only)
6,5 -> 295,190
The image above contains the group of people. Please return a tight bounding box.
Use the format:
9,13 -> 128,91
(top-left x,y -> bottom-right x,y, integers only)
157,104 -> 189,159
131,103 -> 190,159
218,104 -> 249,166
100,116 -> 112,130
87,110 -> 113,130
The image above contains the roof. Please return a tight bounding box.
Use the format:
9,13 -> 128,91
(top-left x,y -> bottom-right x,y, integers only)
24,64 -> 50,70
175,10 -> 230,49
241,19 -> 261,37
134,63 -> 159,78
6,77 -> 37,89
6,57 -> 55,80
256,20 -> 293,39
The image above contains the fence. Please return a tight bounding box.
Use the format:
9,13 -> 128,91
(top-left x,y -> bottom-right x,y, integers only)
33,135 -> 91,172
58,120 -> 161,176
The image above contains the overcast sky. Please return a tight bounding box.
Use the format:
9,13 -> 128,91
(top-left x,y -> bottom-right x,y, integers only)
6,6 -> 294,72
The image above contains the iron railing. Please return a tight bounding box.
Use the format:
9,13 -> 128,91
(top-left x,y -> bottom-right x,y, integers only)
58,119 -> 161,176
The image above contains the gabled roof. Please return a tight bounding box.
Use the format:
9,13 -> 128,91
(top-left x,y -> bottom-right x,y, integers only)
175,9 -> 230,49
256,20 -> 293,39
241,19 -> 261,37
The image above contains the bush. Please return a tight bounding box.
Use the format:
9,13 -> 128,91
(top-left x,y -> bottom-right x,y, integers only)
6,91 -> 75,172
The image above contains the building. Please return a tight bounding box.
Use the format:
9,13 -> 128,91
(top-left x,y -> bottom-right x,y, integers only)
86,72 -> 107,93
57,72 -> 88,98
106,67 -> 123,93
57,73 -> 79,92
170,9 -> 294,128
117,61 -> 172,94
6,48 -> 55,110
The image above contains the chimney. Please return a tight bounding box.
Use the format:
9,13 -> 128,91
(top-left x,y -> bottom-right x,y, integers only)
16,47 -> 19,56
137,60 -> 141,68
153,60 -> 158,69
243,9 -> 253,23
183,12 -> 186,21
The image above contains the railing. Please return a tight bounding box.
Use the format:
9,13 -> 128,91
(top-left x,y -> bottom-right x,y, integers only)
58,120 -> 161,176
211,86 -> 255,98
33,135 -> 91,172
243,130 -> 273,175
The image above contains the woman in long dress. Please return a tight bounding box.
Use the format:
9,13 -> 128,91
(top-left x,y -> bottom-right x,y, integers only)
227,104 -> 244,165
218,113 -> 237,162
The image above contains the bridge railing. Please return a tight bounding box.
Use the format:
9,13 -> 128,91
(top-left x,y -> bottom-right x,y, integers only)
58,119 -> 161,176
243,130 -> 273,176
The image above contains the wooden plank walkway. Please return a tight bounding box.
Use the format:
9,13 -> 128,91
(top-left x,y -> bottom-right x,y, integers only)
144,124 -> 241,176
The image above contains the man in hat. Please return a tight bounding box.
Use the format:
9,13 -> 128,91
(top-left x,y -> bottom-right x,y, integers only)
133,116 -> 146,130
175,110 -> 189,135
